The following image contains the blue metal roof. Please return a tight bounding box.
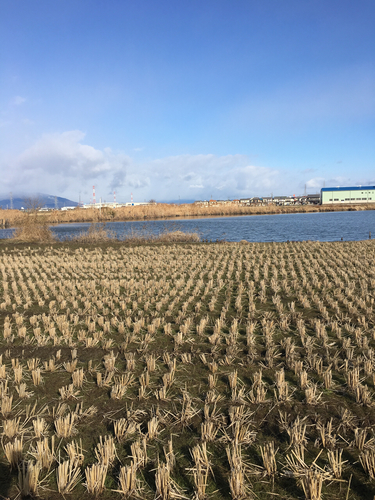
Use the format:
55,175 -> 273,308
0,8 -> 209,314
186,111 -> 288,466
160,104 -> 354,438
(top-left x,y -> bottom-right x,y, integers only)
321,186 -> 375,192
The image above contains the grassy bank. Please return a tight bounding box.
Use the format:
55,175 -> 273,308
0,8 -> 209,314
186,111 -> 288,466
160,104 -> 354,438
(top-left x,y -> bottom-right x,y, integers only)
1,201 -> 374,228
1,240 -> 375,499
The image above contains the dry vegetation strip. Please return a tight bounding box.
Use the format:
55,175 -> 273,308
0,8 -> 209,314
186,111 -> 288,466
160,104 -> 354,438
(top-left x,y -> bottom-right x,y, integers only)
1,240 -> 375,499
2,202 -> 374,228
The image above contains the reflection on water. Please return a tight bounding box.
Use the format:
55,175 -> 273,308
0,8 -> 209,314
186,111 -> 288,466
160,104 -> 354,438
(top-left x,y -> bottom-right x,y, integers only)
1,210 -> 375,243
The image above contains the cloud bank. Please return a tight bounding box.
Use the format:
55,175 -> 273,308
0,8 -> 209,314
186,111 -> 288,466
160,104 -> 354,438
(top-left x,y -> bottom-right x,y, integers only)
2,130 -> 286,202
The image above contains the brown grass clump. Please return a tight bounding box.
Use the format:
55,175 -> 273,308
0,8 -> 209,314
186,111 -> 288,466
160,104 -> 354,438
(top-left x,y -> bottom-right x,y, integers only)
121,227 -> 200,244
70,222 -> 116,242
12,212 -> 55,243
155,230 -> 200,243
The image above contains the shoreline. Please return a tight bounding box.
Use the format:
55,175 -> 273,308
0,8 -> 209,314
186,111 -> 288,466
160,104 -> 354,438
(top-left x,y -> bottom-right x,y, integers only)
1,202 -> 374,227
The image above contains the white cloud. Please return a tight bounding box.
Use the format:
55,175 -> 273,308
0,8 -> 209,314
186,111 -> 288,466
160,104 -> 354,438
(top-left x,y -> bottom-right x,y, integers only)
3,131 -> 132,200
306,176 -> 353,190
306,177 -> 326,189
1,130 -> 290,202
146,154 -> 280,199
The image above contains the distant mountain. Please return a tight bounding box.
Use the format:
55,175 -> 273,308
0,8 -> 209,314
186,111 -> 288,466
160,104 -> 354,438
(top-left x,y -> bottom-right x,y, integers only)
0,193 -> 78,210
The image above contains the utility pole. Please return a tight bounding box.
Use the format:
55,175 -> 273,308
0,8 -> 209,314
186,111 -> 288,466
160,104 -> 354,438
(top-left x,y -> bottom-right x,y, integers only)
9,192 -> 13,210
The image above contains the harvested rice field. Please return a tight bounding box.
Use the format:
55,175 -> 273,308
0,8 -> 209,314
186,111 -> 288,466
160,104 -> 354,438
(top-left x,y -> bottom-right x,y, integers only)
1,240 -> 375,499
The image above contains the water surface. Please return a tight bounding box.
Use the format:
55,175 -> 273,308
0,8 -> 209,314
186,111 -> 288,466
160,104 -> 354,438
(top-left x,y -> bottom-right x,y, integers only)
1,210 -> 375,242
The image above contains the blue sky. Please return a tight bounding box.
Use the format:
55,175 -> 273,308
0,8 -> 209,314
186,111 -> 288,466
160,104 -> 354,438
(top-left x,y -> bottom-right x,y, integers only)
1,0 -> 374,202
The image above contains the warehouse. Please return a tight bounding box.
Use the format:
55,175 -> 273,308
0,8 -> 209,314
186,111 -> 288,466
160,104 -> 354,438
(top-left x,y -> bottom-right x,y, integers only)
321,186 -> 375,204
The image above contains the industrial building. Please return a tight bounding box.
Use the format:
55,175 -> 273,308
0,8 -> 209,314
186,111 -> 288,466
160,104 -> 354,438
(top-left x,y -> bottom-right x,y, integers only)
321,186 -> 375,205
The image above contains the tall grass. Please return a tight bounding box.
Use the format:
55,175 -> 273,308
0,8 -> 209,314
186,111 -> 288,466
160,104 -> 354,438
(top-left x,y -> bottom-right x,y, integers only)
3,200 -> 372,229
12,212 -> 55,242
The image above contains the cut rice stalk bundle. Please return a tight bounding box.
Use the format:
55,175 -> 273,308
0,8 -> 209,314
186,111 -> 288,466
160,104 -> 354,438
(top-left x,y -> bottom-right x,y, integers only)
0,363 -> 7,381
140,371 -> 150,389
164,437 -> 176,471
103,351 -> 117,372
115,461 -> 140,497
305,384 -> 322,405
259,441 -> 278,478
155,461 -> 187,500
316,419 -> 336,449
145,354 -> 157,372
3,436 -> 24,468
72,368 -> 85,388
28,436 -> 55,469
162,370 -> 175,389
188,462 -> 210,500
284,451 -> 333,500
355,384 -> 373,406
59,383 -> 80,400
43,358 -> 59,372
147,416 -> 159,440
352,428 -> 375,451
65,438 -> 85,466
84,463 -> 108,495
55,413 -> 77,438
16,383 -> 34,399
95,435 -> 117,467
226,445 -> 248,500
52,402 -> 69,418
131,437 -> 148,468
359,449 -> 375,479
176,392 -> 199,428
191,443 -> 211,472
248,383 -> 267,404
114,417 -> 139,442
1,394 -> 13,417
200,421 -> 219,443
13,365 -> 23,383
63,359 -> 78,373
111,383 -> 128,399
231,386 -> 247,405
222,421 -> 256,446
2,416 -> 21,439
327,449 -> 346,479
138,384 -> 149,400
27,358 -> 40,372
57,459 -> 82,494
155,386 -> 170,401
18,460 -> 41,497
287,416 -> 308,452
97,370 -> 114,387
31,368 -> 42,386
